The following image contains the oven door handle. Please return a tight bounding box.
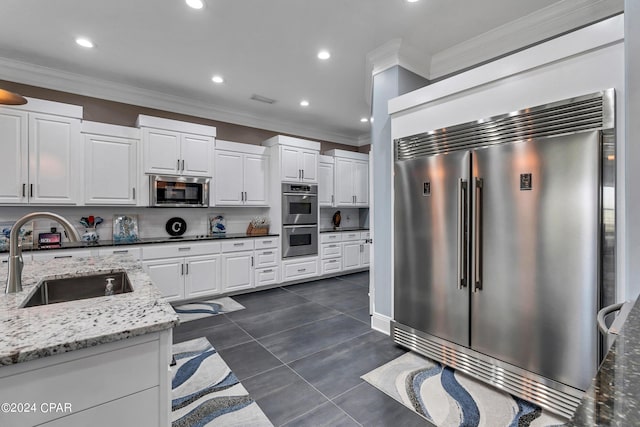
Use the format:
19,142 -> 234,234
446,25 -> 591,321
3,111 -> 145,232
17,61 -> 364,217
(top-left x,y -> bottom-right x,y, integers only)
283,225 -> 317,229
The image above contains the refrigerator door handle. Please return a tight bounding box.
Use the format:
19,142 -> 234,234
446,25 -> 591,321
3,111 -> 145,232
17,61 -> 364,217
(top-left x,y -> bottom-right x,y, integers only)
458,179 -> 468,288
473,177 -> 483,292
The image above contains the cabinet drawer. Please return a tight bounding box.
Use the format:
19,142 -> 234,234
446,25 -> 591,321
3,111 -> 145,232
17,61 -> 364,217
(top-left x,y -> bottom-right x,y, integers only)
221,239 -> 255,253
341,232 -> 360,241
99,247 -> 142,260
360,231 -> 370,240
31,249 -> 94,262
320,233 -> 342,243
322,258 -> 342,275
282,257 -> 318,281
255,249 -> 278,268
254,237 -> 278,249
321,243 -> 342,259
142,241 -> 220,260
255,267 -> 279,287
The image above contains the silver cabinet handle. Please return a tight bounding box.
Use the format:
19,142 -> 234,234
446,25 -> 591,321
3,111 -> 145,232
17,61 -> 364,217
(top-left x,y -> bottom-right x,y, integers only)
298,268 -> 306,272
263,240 -> 273,245
244,191 -> 247,201
54,255 -> 72,259
186,263 -> 189,275
181,264 -> 184,275
22,183 -> 26,197
181,159 -> 185,171
263,251 -> 273,255
132,187 -> 136,200
263,269 -> 273,273
30,184 -> 33,198
251,256 -> 254,267
241,192 -> 244,201
458,179 -> 468,289
473,177 -> 483,292
329,260 -> 337,263
179,247 -> 191,251
329,244 -> 337,248
331,194 -> 334,204
113,250 -> 129,254
360,244 -> 363,252
233,243 -> 244,246
302,169 -> 304,179
177,159 -> 181,171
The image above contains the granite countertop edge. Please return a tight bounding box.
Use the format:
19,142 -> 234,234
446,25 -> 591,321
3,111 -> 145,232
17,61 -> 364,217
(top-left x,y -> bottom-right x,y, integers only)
0,254 -> 179,367
319,227 -> 370,233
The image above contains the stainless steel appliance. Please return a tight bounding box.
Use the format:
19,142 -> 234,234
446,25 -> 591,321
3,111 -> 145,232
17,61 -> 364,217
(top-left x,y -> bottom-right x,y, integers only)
150,174 -> 210,207
282,183 -> 318,225
282,225 -> 318,258
282,183 -> 318,258
392,89 -> 616,418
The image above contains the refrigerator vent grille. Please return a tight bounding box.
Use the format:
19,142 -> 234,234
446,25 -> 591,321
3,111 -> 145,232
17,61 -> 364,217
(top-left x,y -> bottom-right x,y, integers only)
395,91 -> 610,160
392,324 -> 583,419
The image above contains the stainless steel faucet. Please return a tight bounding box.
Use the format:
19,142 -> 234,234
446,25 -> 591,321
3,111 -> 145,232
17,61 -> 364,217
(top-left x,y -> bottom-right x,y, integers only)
5,212 -> 81,294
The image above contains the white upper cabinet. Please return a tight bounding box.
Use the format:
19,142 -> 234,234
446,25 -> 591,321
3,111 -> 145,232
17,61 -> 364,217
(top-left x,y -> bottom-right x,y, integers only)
318,155 -> 335,207
82,121 -> 139,205
0,100 -> 82,205
214,140 -> 269,206
138,115 -> 215,177
263,135 -> 320,183
326,149 -> 369,207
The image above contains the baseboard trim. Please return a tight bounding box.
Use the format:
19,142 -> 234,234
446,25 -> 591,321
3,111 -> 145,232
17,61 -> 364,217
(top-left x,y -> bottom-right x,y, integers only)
371,312 -> 391,335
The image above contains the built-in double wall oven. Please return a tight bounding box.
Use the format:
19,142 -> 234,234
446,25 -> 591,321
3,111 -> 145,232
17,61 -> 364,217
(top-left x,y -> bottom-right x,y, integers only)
282,183 -> 318,258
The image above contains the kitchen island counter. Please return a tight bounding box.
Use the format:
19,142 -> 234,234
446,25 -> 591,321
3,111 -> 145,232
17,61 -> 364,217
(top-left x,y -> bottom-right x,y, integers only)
0,254 -> 178,366
568,294 -> 640,425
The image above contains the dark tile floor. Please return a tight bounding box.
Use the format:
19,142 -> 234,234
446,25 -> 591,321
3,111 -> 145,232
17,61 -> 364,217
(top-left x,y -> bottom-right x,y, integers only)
173,271 -> 431,426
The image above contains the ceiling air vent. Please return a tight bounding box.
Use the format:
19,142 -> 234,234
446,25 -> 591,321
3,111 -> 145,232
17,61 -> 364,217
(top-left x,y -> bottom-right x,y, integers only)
250,94 -> 277,104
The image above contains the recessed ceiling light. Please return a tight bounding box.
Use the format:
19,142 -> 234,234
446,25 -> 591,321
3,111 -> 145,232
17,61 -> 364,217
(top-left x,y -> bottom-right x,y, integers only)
75,38 -> 94,48
317,50 -> 331,60
186,0 -> 204,9
211,75 -> 224,84
360,117 -> 369,123
300,100 -> 309,107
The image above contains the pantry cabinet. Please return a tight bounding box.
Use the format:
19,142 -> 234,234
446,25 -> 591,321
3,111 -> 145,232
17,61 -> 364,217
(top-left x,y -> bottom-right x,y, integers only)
214,140 -> 269,206
0,102 -> 82,205
138,115 -> 215,177
82,122 -> 139,206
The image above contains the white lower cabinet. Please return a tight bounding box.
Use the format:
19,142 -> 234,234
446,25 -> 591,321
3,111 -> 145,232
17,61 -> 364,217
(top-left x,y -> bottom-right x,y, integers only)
141,242 -> 221,302
221,251 -> 254,292
281,256 -> 319,282
254,237 -> 279,286
322,257 -> 342,275
342,241 -> 362,271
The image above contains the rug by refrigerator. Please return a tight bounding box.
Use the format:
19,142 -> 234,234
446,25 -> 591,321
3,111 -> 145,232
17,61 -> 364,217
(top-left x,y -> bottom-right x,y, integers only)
171,337 -> 272,427
173,297 -> 245,322
362,352 -> 568,427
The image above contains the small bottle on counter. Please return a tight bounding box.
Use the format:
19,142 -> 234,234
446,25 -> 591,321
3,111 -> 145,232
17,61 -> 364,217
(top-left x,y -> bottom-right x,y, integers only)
105,278 -> 115,296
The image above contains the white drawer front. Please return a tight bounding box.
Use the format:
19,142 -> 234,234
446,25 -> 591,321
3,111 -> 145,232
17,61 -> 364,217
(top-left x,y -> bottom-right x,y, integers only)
31,249 -> 94,262
282,258 -> 318,281
360,231 -> 370,240
99,247 -> 142,260
142,241 -> 221,260
322,258 -> 342,275
221,239 -> 255,253
320,233 -> 342,243
255,267 -> 279,287
255,249 -> 278,268
254,237 -> 278,249
321,243 -> 342,259
341,232 -> 360,241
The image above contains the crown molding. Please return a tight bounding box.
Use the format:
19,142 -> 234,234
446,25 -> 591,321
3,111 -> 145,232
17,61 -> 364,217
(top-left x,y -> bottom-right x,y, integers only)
430,0 -> 624,79
0,57 -> 363,147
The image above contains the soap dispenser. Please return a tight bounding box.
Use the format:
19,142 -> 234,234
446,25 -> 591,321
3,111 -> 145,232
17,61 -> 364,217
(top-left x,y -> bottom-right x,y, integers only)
105,278 -> 115,296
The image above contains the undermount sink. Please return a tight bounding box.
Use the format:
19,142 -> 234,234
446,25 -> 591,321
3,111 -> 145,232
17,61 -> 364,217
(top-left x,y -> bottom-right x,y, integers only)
21,271 -> 133,308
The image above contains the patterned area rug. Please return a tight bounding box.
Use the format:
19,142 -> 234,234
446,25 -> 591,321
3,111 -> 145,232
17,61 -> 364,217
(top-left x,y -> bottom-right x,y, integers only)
362,352 -> 568,427
173,297 -> 245,322
171,337 -> 272,427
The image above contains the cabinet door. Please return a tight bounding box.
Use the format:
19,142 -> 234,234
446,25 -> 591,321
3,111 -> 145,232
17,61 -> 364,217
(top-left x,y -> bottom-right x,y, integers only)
221,251 -> 254,292
354,160 -> 369,206
318,161 -> 334,206
0,109 -> 28,204
361,242 -> 370,267
214,150 -> 244,205
142,258 -> 184,302
281,146 -> 302,181
301,150 -> 318,183
84,134 -> 137,205
28,113 -> 80,204
342,241 -> 361,270
335,158 -> 355,206
185,255 -> 221,298
181,134 -> 212,176
143,128 -> 180,175
244,154 -> 268,205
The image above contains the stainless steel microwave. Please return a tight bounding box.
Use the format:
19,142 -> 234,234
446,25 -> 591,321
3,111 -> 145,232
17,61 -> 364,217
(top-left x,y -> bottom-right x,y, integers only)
149,175 -> 210,207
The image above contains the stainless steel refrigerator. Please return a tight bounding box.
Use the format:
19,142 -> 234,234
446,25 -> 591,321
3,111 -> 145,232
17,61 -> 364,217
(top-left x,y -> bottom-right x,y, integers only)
392,89 -> 615,418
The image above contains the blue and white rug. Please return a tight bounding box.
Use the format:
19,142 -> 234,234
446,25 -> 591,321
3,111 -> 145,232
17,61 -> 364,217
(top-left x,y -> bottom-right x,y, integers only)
171,337 -> 272,427
173,297 -> 245,322
362,352 -> 567,427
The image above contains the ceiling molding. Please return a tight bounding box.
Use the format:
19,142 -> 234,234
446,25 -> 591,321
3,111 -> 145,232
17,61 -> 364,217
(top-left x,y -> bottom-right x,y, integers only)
364,38 -> 431,106
0,57 -> 363,147
429,0 -> 624,78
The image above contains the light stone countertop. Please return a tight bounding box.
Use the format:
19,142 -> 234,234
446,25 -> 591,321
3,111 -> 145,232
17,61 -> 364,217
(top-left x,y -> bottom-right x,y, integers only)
0,254 -> 179,366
